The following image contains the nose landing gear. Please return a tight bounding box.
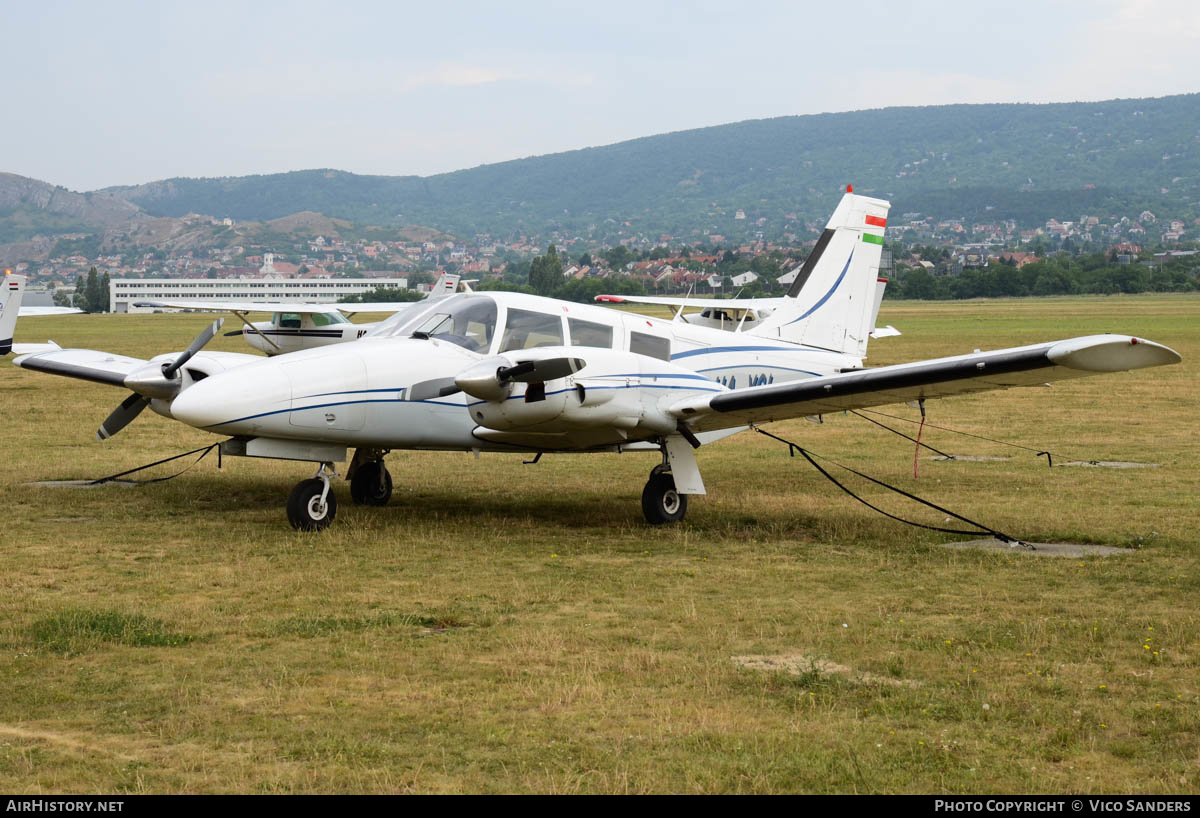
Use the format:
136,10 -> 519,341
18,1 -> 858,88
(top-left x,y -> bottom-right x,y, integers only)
287,462 -> 338,531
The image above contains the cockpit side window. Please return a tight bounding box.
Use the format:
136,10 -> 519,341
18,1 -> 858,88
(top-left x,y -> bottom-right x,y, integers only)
500,309 -> 565,352
568,318 -> 614,349
630,331 -> 671,362
277,312 -> 302,329
413,296 -> 497,352
311,312 -> 347,326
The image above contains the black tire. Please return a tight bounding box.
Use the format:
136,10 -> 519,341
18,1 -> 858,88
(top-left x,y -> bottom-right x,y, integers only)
641,472 -> 687,525
287,478 -> 338,531
350,461 -> 393,506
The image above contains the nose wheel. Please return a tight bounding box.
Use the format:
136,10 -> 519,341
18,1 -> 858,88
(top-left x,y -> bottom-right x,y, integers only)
641,467 -> 687,525
287,464 -> 338,531
350,460 -> 393,506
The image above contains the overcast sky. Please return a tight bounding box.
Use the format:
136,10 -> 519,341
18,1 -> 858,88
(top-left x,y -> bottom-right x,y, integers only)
2,0 -> 1197,191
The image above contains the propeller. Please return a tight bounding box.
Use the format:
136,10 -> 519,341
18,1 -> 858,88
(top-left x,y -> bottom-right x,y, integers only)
455,356 -> 586,401
97,318 -> 224,441
97,393 -> 150,440
162,318 -> 223,379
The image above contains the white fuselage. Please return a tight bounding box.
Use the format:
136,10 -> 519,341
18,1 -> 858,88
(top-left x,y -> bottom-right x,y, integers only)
167,291 -> 859,453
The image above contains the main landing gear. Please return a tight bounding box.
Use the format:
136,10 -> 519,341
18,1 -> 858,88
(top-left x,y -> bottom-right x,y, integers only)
287,462 -> 338,531
642,464 -> 687,525
347,448 -> 393,506
350,460 -> 393,506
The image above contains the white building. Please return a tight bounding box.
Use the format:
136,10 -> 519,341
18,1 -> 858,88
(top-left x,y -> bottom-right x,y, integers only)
110,277 -> 410,313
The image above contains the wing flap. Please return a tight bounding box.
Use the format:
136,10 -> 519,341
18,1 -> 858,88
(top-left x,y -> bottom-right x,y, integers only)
672,335 -> 1180,432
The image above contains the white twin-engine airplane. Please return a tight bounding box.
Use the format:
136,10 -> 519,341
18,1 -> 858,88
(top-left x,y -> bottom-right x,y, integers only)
6,191 -> 1181,531
133,272 -> 462,355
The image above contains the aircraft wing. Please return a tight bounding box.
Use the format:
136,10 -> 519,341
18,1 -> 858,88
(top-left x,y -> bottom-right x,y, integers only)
595,294 -> 770,309
12,348 -> 149,387
133,300 -> 346,314
19,306 -> 84,316
336,302 -> 427,314
670,335 -> 1180,434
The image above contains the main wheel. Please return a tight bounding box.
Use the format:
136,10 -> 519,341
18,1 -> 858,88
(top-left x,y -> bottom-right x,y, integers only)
350,461 -> 393,506
641,471 -> 687,525
287,478 -> 337,531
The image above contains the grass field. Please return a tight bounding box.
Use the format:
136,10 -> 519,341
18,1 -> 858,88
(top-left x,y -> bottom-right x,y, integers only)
1,294 -> 1197,794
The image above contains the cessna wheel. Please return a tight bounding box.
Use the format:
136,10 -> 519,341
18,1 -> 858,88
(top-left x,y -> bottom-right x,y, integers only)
641,471 -> 687,525
287,478 -> 338,531
350,461 -> 393,506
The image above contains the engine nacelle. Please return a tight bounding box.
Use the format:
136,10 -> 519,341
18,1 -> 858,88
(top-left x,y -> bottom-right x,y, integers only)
466,347 -> 723,436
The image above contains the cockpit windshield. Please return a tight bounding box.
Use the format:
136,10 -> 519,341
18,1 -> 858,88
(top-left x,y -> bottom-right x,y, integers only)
409,295 -> 498,352
361,295 -> 454,339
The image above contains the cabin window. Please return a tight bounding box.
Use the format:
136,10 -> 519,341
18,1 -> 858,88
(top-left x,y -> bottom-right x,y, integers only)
568,318 -> 614,349
630,331 -> 671,362
276,312 -> 302,329
500,309 -> 564,352
311,312 -> 347,327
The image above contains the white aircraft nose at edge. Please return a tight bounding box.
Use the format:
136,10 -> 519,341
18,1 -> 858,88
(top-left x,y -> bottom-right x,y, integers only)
4,190 -> 1182,531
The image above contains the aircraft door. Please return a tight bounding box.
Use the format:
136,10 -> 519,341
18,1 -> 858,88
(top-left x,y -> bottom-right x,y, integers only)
283,355 -> 368,432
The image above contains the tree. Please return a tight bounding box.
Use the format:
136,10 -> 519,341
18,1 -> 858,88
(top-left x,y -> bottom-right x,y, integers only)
100,272 -> 111,312
529,244 -> 563,295
84,267 -> 102,313
71,273 -> 87,311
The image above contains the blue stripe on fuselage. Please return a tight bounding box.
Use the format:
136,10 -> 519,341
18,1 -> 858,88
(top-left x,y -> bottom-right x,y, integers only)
786,249 -> 854,325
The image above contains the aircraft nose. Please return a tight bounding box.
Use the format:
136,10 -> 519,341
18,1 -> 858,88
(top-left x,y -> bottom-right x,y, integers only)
169,360 -> 292,431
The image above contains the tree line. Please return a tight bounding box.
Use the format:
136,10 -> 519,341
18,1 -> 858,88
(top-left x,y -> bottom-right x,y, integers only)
887,253 -> 1199,300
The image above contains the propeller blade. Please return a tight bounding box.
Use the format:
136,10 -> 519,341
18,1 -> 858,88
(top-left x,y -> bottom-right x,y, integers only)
498,357 -> 585,384
162,318 -> 224,379
97,393 -> 150,440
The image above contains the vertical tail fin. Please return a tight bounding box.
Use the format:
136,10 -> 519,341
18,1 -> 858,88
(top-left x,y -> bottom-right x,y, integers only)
747,188 -> 890,356
429,273 -> 461,297
0,271 -> 27,355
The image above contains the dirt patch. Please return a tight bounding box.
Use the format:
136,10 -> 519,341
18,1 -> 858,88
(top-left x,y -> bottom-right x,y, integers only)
1058,460 -> 1159,469
940,538 -> 1131,557
732,653 -> 919,687
25,480 -> 139,488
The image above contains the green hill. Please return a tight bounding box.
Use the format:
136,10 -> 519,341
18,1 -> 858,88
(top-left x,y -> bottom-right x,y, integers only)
99,95 -> 1200,239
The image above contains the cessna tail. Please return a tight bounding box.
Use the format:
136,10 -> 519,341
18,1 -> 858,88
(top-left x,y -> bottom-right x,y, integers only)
747,187 -> 889,356
1,271 -> 27,355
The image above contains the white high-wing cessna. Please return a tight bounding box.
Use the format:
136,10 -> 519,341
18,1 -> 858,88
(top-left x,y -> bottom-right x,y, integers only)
7,191 -> 1182,531
596,249 -> 900,337
133,273 -> 462,355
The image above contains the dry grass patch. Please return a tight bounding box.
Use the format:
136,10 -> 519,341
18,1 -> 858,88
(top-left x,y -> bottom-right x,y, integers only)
733,652 -> 922,687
